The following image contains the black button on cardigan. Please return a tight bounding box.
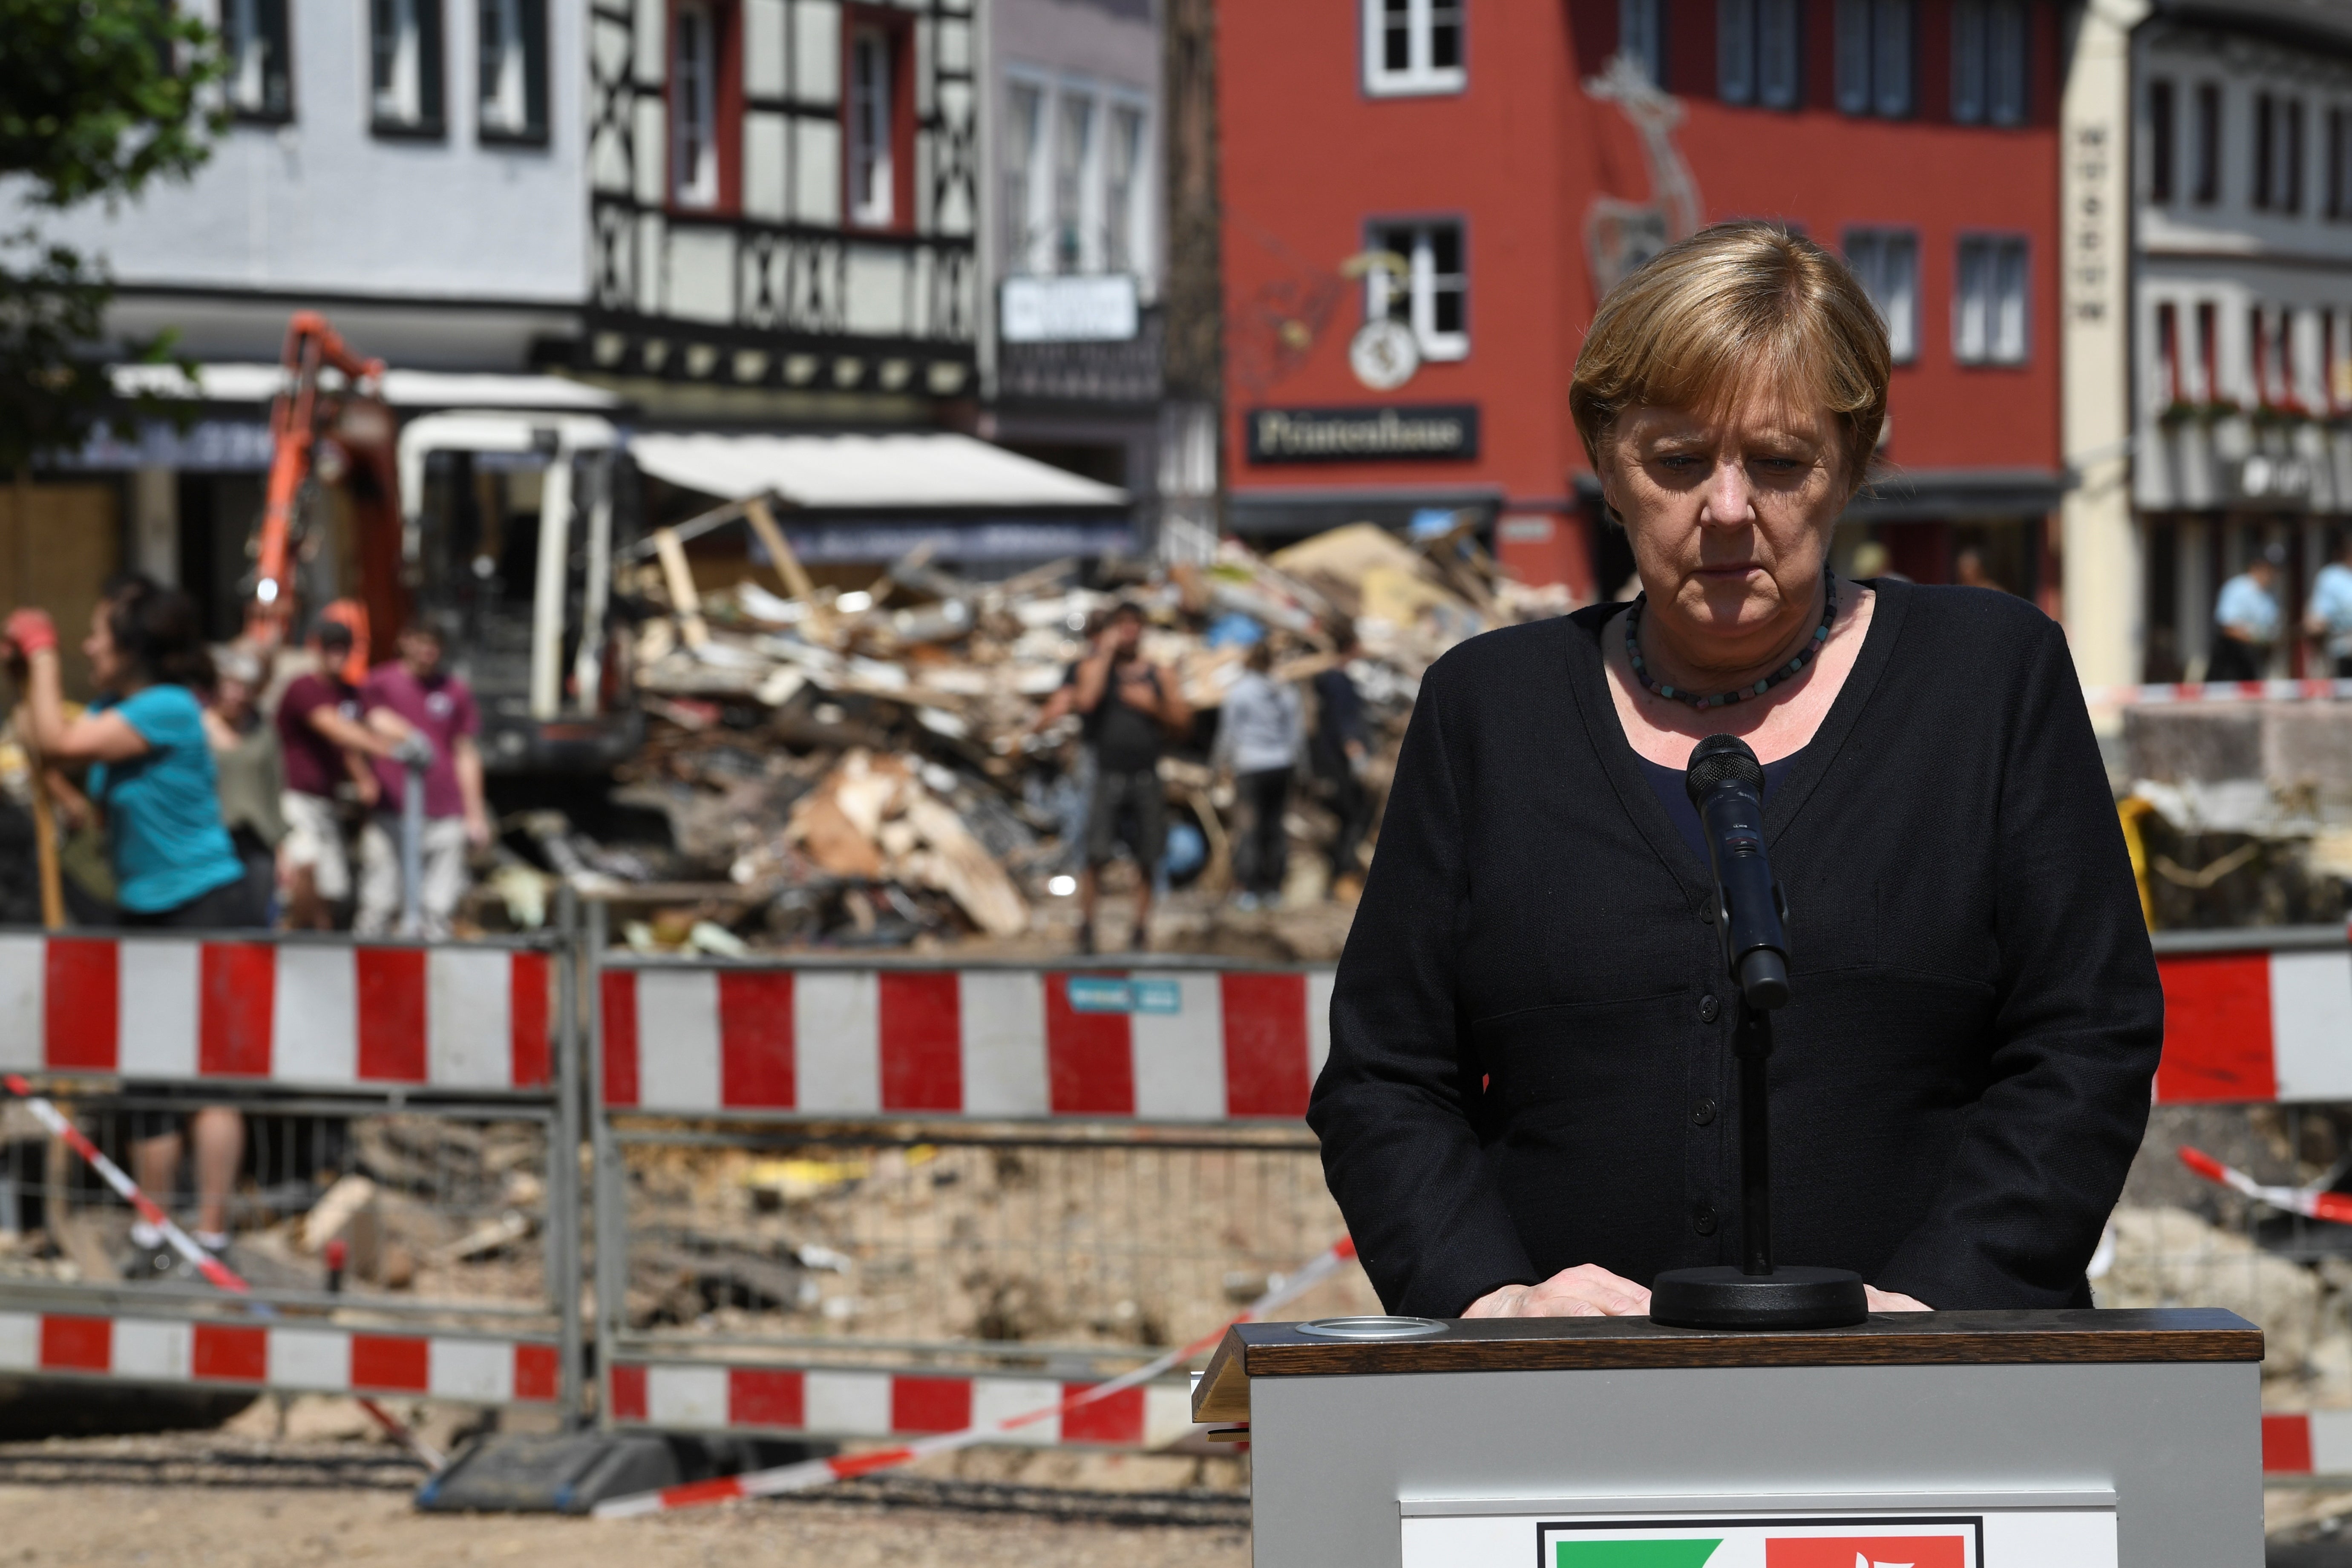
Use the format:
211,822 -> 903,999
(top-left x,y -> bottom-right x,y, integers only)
1307,580 -> 2162,1317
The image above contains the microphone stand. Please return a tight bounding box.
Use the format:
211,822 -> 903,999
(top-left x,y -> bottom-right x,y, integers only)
1650,735 -> 1868,1332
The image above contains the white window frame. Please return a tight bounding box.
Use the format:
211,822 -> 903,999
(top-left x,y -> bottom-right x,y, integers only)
478,0 -> 542,141
1844,227 -> 1919,365
1365,219 -> 1469,363
1003,78 -> 1047,275
1836,0 -> 1911,118
671,0 -> 720,209
1363,0 -> 1465,98
847,22 -> 896,228
1719,0 -> 1800,109
1103,101 -> 1149,278
373,0 -> 424,126
1051,92 -> 1097,275
1954,233 -> 2030,365
224,0 -> 294,121
1619,0 -> 1665,88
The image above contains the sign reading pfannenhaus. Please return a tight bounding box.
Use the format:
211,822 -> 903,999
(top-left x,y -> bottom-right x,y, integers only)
1245,403 -> 1480,463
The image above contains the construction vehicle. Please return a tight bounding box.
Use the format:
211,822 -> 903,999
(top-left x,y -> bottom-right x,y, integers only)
248,314 -> 641,772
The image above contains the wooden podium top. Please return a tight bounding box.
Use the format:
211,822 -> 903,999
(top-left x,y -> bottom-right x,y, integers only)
1190,1308 -> 2262,1424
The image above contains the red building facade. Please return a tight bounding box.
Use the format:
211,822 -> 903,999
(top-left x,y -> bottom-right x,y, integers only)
1218,0 -> 2065,602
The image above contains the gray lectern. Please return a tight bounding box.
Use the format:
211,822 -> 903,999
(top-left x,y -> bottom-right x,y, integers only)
1193,1309 -> 2263,1568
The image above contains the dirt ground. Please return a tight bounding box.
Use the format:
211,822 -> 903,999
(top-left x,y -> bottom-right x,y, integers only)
0,1431 -> 1251,1568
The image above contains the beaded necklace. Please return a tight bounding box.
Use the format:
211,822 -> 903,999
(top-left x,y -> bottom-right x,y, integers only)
1624,570 -> 1839,711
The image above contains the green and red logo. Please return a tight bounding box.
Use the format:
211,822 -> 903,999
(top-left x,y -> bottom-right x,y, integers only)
1543,1518 -> 1978,1568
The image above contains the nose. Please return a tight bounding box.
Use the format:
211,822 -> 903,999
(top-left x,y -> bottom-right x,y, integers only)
1699,458 -> 1752,526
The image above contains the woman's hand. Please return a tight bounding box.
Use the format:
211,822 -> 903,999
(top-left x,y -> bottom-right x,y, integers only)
3,609 -> 57,661
1866,1286 -> 1930,1312
1464,1264 -> 1652,1318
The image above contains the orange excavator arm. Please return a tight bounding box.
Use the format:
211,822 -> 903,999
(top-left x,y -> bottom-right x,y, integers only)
248,311 -> 386,649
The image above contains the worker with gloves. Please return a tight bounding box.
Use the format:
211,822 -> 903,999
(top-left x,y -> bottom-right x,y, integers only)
6,578 -> 260,1279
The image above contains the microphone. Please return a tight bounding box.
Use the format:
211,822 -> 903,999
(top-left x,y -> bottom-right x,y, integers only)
1684,734 -> 1791,1010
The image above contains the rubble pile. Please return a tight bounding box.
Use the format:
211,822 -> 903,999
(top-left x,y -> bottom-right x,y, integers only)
482,514 -> 1570,954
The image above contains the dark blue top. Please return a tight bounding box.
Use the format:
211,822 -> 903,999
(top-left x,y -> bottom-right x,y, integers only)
1636,747 -> 1806,869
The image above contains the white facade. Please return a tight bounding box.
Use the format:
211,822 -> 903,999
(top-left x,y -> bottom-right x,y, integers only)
2128,4 -> 2352,679
40,0 -> 592,370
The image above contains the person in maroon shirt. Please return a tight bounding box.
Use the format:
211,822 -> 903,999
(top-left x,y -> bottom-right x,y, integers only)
356,622 -> 488,938
275,620 -> 412,929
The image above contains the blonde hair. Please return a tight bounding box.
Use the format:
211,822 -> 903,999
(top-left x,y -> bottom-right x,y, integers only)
1569,222 -> 1891,490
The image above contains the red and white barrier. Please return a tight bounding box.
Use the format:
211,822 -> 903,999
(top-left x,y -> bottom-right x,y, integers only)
2084,678 -> 2352,707
594,1235 -> 1359,1519
599,966 -> 1335,1119
607,1363 -> 1197,1449
2263,1411 -> 2352,1476
0,1313 -> 560,1403
2156,945 -> 2352,1104
0,936 -> 553,1090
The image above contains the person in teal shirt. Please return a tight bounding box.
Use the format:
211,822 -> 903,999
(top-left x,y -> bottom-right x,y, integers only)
6,574 -> 259,1280
7,578 -> 251,924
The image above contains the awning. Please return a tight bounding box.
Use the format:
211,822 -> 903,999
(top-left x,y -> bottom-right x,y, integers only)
628,431 -> 1126,511
108,362 -> 622,411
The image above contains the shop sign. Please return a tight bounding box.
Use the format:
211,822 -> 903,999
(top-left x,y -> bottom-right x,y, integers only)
1000,275 -> 1139,343
1245,404 -> 1480,464
2236,453 -> 2316,503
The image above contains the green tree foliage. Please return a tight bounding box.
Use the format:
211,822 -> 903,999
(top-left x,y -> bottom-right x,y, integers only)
0,0 -> 224,475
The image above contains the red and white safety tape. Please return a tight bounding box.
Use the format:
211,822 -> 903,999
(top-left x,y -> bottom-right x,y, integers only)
590,1235 -> 1359,1520
2083,678 -> 2352,707
0,1073 -> 446,1468
2178,1145 -> 2352,1224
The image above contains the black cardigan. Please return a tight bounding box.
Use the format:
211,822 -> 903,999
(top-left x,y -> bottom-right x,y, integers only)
1308,581 -> 2162,1316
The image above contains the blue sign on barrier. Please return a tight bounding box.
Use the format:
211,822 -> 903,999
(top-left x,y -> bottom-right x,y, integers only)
1066,977 -> 1184,1015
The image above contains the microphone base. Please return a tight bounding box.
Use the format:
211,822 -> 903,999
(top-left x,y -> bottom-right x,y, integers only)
1648,1265 -> 1868,1330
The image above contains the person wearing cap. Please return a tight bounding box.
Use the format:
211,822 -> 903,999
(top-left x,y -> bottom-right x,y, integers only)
2211,544 -> 2286,682
276,619 -> 413,930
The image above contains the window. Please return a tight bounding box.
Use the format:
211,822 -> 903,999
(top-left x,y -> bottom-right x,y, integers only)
1103,104 -> 1146,275
222,0 -> 293,121
1367,220 -> 1468,362
1844,229 -> 1918,364
2329,107 -> 2349,220
846,24 -> 896,227
1003,83 -> 1044,273
671,2 -> 720,207
2254,92 -> 2274,210
1052,95 -> 1094,273
2193,82 -> 2221,204
1619,0 -> 1665,86
2285,98 -> 2307,213
1954,234 -> 2028,365
1719,0 -> 1800,108
2196,300 -> 2219,400
1835,0 -> 1911,118
2148,78 -> 2176,202
2156,302 -> 2181,406
1364,0 -> 1464,97
1951,0 -> 2025,125
370,0 -> 444,135
2252,92 -> 2303,212
478,0 -> 548,143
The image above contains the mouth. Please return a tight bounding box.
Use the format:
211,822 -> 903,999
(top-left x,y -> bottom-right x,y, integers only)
1693,563 -> 1760,580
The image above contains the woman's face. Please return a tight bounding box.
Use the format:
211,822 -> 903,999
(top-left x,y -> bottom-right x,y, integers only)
1599,387 -> 1850,648
84,602 -> 126,692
